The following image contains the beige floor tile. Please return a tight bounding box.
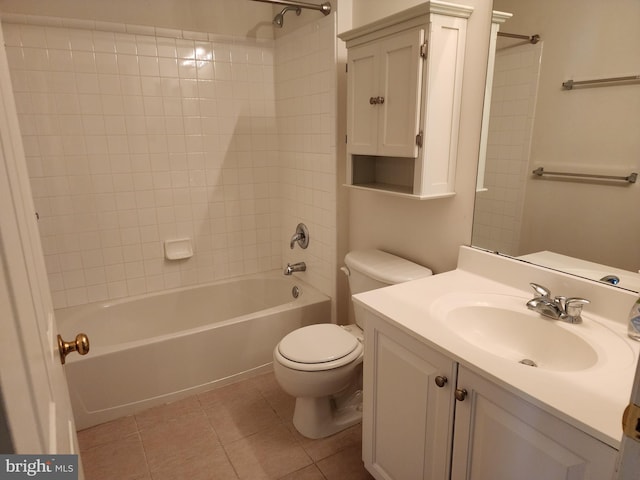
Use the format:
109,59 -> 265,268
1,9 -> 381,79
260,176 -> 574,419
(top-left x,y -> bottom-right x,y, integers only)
200,382 -> 281,444
224,424 -> 313,479
297,424 -> 363,463
135,395 -> 203,431
140,412 -> 220,472
247,372 -> 296,422
148,444 -> 238,480
78,415 -> 138,451
316,445 -> 374,480
81,433 -> 149,480
277,464 -> 326,480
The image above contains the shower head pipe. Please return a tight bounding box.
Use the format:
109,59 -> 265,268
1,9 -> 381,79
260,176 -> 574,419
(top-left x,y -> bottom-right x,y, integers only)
250,0 -> 331,16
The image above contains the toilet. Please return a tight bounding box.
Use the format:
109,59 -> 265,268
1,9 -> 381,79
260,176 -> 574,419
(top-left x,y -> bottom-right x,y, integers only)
273,249 -> 432,439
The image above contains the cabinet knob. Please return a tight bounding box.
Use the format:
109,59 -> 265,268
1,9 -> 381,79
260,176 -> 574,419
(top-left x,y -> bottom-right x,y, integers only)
377,96 -> 385,105
455,388 -> 468,401
369,96 -> 378,105
434,376 -> 448,388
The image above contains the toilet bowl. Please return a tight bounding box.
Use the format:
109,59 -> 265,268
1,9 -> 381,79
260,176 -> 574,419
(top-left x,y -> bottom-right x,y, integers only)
273,249 -> 432,439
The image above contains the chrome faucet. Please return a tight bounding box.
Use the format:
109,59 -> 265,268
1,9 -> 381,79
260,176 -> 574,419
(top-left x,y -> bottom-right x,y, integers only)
284,262 -> 306,276
525,283 -> 590,324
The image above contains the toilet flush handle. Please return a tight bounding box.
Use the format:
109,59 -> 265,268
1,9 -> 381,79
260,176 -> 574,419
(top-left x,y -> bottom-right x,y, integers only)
340,266 -> 350,277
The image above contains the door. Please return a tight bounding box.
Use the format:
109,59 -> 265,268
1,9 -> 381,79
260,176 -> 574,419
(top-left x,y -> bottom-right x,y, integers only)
377,27 -> 424,158
451,366 -> 616,480
362,311 -> 456,480
346,27 -> 424,158
0,20 -> 82,463
615,356 -> 640,478
346,40 -> 379,155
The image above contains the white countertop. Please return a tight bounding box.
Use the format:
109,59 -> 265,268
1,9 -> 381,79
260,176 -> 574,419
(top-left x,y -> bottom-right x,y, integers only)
353,250 -> 640,449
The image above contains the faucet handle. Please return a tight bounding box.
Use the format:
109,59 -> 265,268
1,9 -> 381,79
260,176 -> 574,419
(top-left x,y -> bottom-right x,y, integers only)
564,297 -> 590,314
563,297 -> 590,323
529,283 -> 551,298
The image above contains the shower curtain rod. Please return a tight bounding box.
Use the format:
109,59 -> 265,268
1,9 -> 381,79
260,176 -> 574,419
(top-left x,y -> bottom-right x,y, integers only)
249,0 -> 331,15
498,31 -> 540,44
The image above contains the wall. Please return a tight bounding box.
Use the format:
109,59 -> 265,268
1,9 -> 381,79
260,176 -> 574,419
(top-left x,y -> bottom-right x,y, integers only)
1,1 -> 340,311
472,41 -> 542,255
0,0 -> 275,39
275,13 -> 338,308
2,18 -> 282,308
344,0 -> 493,274
493,0 -> 640,271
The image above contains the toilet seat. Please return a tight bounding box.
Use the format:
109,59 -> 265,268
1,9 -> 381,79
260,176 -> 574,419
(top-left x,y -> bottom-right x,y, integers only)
276,324 -> 363,372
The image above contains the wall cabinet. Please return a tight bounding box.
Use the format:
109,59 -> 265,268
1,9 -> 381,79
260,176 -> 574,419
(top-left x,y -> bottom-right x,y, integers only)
346,26 -> 424,158
339,2 -> 472,199
362,310 -> 618,480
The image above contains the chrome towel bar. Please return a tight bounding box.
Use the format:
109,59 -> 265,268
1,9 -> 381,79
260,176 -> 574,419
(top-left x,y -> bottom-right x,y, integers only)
532,167 -> 638,184
562,75 -> 640,90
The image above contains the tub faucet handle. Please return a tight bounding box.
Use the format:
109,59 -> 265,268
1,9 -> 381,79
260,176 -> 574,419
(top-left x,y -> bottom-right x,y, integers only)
290,223 -> 309,249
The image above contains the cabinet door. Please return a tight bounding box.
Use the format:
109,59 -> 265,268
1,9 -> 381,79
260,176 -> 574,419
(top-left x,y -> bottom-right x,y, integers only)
451,367 -> 617,480
377,27 -> 424,158
362,312 -> 456,480
346,41 -> 380,155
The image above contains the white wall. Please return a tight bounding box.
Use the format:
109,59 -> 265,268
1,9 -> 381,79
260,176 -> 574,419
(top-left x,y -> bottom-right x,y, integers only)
275,14 -> 338,307
2,18 -> 282,308
473,41 -> 542,255
494,0 -> 640,272
1,0 -> 341,311
345,0 -> 493,274
0,0 -> 275,39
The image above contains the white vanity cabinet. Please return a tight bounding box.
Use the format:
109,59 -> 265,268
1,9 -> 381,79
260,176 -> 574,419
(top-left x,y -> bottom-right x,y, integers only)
339,2 -> 472,199
361,310 -> 618,480
363,310 -> 457,480
451,366 -> 617,480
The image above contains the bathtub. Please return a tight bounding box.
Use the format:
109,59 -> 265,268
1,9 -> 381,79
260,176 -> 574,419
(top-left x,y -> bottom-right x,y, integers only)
56,272 -> 331,430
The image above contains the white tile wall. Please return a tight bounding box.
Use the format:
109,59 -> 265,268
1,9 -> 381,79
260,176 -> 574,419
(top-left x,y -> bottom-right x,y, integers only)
275,16 -> 337,304
473,43 -> 542,256
3,18 -> 285,308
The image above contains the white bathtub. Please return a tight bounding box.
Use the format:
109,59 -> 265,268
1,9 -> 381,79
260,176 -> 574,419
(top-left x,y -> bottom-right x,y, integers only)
56,272 -> 331,429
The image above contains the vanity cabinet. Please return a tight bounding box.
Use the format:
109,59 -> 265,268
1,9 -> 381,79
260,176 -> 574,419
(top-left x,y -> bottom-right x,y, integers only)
451,366 -> 617,480
339,2 -> 472,199
362,311 -> 457,480
361,310 -> 618,480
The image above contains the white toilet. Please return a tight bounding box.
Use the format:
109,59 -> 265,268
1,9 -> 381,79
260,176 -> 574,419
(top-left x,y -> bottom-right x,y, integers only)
273,249 -> 432,439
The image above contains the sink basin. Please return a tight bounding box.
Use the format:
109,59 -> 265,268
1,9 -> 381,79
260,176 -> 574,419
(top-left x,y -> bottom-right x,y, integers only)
431,293 -> 630,372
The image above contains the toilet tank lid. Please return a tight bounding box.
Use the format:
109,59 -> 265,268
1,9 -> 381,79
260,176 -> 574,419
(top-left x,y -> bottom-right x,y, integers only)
344,249 -> 432,284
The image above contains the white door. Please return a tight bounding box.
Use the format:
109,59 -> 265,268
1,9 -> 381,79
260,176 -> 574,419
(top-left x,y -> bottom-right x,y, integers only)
615,359 -> 640,478
451,366 -> 617,480
377,27 -> 424,158
0,20 -> 82,466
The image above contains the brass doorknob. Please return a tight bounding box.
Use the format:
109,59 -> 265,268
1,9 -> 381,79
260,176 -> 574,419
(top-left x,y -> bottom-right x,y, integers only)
57,333 -> 90,365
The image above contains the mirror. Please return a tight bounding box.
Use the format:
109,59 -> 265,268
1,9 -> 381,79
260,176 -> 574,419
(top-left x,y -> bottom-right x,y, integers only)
472,0 -> 640,292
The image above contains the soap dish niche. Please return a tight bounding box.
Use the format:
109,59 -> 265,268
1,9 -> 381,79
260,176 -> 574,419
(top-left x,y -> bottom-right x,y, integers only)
164,238 -> 193,260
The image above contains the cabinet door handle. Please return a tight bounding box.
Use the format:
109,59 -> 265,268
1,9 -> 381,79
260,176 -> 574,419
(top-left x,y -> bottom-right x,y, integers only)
369,96 -> 378,105
377,96 -> 385,105
434,376 -> 448,388
455,388 -> 468,401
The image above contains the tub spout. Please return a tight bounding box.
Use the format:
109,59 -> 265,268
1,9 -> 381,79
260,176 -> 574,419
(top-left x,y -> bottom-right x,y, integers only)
284,262 -> 306,275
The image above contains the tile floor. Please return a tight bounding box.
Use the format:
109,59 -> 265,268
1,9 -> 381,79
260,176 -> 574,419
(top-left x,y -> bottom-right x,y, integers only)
78,370 -> 374,480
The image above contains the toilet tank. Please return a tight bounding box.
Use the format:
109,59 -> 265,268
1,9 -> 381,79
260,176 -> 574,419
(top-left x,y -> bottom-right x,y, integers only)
344,249 -> 432,295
